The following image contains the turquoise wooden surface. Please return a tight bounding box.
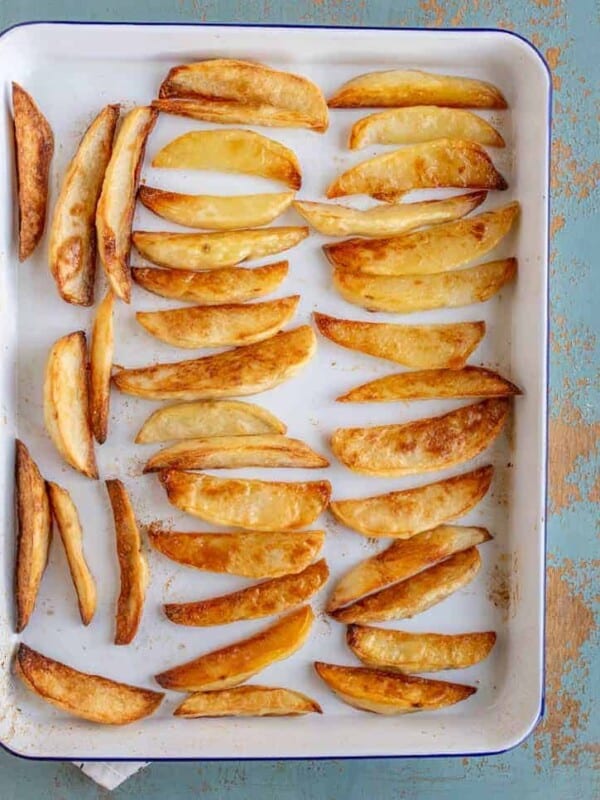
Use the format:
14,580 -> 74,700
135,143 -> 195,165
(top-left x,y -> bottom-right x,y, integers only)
0,1 -> 597,797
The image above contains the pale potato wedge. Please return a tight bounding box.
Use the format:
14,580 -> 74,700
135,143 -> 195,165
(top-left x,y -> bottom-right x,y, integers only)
132,262 -> 288,305
96,106 -> 158,302
106,480 -> 148,645
113,325 -> 316,401
160,471 -> 331,531
154,97 -> 322,132
350,107 -> 505,149
331,548 -> 481,624
293,191 -> 485,237
148,528 -> 324,578
314,313 -> 485,370
156,606 -> 314,691
338,366 -> 522,403
347,626 -> 497,673
326,139 -> 507,202
165,559 -> 329,626
174,685 -> 322,717
139,186 -> 295,230
328,525 -> 491,611
136,295 -> 299,349
328,69 -> 507,109
324,203 -> 519,275
157,59 -> 328,132
314,661 -> 476,715
144,435 -> 329,472
136,400 -> 286,444
12,83 -> 54,261
44,331 -> 98,479
15,441 -> 51,632
89,290 -> 115,444
330,465 -> 493,538
333,258 -> 517,313
152,130 -> 302,189
49,104 -> 119,305
15,644 -> 164,724
47,482 -> 96,626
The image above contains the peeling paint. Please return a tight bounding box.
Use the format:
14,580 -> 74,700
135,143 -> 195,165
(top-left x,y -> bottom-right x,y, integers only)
549,399 -> 600,514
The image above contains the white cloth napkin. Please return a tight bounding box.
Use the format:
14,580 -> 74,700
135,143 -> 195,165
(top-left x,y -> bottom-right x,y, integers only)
74,761 -> 149,790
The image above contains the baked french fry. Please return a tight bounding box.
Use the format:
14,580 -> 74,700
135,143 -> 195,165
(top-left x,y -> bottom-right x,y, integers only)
174,685 -> 322,717
89,290 -> 115,444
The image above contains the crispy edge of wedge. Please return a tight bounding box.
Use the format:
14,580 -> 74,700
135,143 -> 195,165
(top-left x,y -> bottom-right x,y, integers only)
90,290 -> 115,443
174,685 -> 322,717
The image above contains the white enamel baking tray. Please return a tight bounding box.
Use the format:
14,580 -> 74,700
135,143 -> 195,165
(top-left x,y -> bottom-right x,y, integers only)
0,22 -> 549,761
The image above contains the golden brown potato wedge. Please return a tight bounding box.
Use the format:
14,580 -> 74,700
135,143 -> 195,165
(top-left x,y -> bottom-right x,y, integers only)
131,262 -> 289,305
314,661 -> 476,714
152,130 -> 302,189
330,465 -> 493,538
174,685 -> 322,717
12,83 -> 54,262
43,331 -> 98,478
155,606 -> 314,691
148,528 -> 324,578
326,139 -> 507,202
89,290 -> 115,444
333,258 -> 517,313
113,325 -> 316,401
106,480 -> 148,645
15,441 -> 51,632
136,400 -> 286,444
49,104 -> 119,305
160,471 -> 331,531
328,525 -> 491,611
47,482 -> 96,626
15,644 -> 164,724
293,191 -> 485,237
350,107 -> 505,149
331,548 -> 481,624
96,106 -> 158,302
165,559 -> 329,626
136,295 -> 299,349
314,313 -> 485,370
347,626 -> 497,673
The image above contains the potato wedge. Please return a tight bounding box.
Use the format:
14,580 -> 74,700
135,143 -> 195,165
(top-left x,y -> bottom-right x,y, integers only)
136,400 -> 286,444
293,191 -> 485,237
324,203 -> 519,276
89,290 -> 115,444
333,258 -> 517,313
113,325 -> 316,401
330,465 -> 493,538
49,104 -> 119,305
314,661 -> 476,715
155,606 -> 314,691
15,441 -> 51,632
328,69 -> 507,109
106,480 -> 148,645
174,685 -> 321,717
96,106 -> 158,302
47,482 -> 96,626
165,559 -> 329,626
328,525 -> 491,611
12,83 -> 54,261
43,331 -> 98,478
144,435 -> 329,472
136,295 -> 300,349
331,547 -> 481,624
314,313 -> 485,370
347,626 -> 497,673
139,186 -> 294,230
350,107 -> 505,149
131,261 -> 288,305
148,528 -> 324,578
160,471 -> 331,531
326,139 -> 507,202
152,130 -> 302,189
157,59 -> 328,132
132,227 -> 307,271
15,644 -> 163,724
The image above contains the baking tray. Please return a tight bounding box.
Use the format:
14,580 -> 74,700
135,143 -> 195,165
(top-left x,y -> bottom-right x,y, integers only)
0,22 -> 550,760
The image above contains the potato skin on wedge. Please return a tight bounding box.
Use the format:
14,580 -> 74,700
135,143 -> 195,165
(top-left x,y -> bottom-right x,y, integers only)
174,685 -> 322,717
89,290 -> 115,444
